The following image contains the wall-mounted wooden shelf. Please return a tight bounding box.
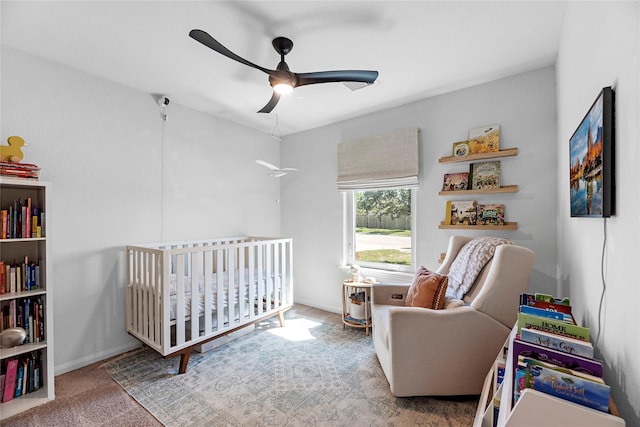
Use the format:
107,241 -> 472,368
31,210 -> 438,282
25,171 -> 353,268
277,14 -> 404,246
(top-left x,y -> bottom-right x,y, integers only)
439,221 -> 518,230
439,147 -> 518,164
439,184 -> 518,196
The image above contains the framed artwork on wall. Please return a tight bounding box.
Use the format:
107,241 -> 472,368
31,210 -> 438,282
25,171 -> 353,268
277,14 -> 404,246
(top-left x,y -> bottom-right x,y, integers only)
569,87 -> 615,218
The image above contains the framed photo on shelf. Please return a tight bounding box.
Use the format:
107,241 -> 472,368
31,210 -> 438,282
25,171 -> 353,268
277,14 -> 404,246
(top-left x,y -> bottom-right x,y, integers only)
569,86 -> 615,218
452,140 -> 470,157
468,125 -> 500,155
470,160 -> 501,190
442,172 -> 469,191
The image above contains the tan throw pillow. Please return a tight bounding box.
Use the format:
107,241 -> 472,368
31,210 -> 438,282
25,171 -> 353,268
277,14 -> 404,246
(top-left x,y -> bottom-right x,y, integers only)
405,267 -> 449,309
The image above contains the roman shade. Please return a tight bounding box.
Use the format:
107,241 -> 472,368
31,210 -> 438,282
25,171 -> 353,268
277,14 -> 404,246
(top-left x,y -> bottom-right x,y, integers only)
336,127 -> 419,191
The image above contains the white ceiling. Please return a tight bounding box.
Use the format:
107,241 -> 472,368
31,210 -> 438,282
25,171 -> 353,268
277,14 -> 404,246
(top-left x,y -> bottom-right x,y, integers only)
1,1 -> 568,136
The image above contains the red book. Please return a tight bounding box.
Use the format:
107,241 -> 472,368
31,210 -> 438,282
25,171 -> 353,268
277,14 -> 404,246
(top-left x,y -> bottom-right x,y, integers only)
2,358 -> 19,402
0,260 -> 5,294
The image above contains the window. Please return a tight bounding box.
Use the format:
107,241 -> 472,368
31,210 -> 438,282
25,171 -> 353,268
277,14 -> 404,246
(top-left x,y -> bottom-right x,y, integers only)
344,188 -> 415,273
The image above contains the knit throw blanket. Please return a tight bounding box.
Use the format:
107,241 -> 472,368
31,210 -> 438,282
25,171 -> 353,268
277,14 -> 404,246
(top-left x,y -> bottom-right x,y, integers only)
447,237 -> 511,299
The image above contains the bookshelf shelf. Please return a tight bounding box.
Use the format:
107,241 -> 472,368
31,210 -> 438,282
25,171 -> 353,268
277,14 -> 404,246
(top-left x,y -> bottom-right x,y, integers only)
439,184 -> 518,196
439,221 -> 518,230
0,177 -> 54,420
439,147 -> 518,164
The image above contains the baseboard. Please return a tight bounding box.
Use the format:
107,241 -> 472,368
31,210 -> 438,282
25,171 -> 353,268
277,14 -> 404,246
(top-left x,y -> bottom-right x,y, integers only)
54,341 -> 142,376
293,298 -> 342,315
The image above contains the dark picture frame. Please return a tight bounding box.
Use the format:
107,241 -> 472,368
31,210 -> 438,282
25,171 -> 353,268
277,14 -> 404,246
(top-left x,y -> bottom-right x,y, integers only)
569,87 -> 615,217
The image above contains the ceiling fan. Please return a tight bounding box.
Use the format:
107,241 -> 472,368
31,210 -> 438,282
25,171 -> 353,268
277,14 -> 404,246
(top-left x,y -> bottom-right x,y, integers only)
189,29 -> 379,113
255,160 -> 298,177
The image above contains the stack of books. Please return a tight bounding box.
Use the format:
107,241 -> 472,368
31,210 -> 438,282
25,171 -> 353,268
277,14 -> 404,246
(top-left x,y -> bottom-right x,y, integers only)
511,293 -> 611,413
0,161 -> 40,180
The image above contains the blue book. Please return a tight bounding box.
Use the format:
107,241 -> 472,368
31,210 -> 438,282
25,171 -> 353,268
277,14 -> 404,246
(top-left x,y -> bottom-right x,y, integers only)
526,359 -> 610,412
14,363 -> 24,397
519,304 -> 572,323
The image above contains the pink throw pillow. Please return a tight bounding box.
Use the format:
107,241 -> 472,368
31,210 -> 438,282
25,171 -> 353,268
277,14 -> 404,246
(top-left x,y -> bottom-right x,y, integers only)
405,267 -> 448,310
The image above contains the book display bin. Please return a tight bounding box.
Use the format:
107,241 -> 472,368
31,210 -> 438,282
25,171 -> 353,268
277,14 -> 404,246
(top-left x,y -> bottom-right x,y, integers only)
473,325 -> 625,427
0,177 -> 54,419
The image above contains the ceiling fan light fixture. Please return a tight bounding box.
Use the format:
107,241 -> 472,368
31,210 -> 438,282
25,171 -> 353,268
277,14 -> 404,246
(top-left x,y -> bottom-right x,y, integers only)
273,82 -> 294,94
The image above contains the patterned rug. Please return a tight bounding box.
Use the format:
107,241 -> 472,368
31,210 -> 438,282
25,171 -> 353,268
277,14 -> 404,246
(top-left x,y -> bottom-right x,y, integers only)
104,310 -> 477,426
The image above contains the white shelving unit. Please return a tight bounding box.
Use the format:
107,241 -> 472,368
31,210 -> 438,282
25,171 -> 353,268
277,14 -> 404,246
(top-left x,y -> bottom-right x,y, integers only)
474,326 -> 625,427
0,177 -> 54,420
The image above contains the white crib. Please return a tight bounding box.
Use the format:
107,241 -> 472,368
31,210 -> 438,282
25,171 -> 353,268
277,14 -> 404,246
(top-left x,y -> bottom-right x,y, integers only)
126,236 -> 293,373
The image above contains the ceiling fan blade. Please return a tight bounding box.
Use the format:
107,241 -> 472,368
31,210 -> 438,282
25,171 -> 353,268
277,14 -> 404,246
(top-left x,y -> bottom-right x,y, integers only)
189,29 -> 272,74
255,160 -> 280,171
295,70 -> 379,87
280,168 -> 298,171
257,91 -> 281,113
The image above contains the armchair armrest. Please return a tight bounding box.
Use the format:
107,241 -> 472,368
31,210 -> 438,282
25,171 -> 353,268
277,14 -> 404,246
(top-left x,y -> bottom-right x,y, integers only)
384,306 -> 511,395
371,283 -> 410,306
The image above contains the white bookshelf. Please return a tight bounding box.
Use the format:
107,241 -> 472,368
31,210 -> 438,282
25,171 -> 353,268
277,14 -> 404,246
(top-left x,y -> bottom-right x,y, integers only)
0,177 -> 54,420
474,325 -> 625,427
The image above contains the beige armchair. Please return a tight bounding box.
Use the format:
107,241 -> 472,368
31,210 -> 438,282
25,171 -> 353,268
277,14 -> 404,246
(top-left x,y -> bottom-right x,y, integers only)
371,235 -> 535,397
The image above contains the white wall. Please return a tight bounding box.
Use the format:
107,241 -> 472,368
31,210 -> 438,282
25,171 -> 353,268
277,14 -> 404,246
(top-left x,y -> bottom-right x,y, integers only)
1,47 -> 282,373
556,2 -> 639,425
281,67 -> 558,312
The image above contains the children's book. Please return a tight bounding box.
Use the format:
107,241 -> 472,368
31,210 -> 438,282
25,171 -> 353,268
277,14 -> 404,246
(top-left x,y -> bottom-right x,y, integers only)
520,293 -> 572,314
512,338 -> 603,379
470,160 -> 500,190
442,172 -> 469,191
447,200 -> 477,225
524,357 -> 611,413
517,312 -> 589,341
477,203 -> 505,225
519,327 -> 594,359
519,304 -> 574,323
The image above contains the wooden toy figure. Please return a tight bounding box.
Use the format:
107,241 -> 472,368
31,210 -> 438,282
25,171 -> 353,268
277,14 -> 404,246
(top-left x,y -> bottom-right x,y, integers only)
0,136 -> 27,162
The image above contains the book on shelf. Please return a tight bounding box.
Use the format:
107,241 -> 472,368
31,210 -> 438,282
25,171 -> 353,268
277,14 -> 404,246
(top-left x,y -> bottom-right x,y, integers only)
14,361 -> 25,398
517,311 -> 590,342
535,293 -> 571,305
470,160 -> 501,190
441,172 -> 469,191
523,357 -> 611,413
520,293 -> 573,314
519,304 -> 574,323
445,200 -> 477,225
477,203 -> 505,225
511,337 -> 603,379
519,327 -> 594,358
0,352 -> 43,402
0,199 -> 45,239
0,161 -> 40,179
2,359 -> 19,403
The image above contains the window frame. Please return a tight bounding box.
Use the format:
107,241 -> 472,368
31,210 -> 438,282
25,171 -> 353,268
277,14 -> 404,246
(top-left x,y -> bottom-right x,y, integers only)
342,188 -> 417,276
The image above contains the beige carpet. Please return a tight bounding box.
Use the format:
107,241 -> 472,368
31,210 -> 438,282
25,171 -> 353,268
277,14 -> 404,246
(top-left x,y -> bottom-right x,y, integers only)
3,356 -> 161,426
103,307 -> 477,426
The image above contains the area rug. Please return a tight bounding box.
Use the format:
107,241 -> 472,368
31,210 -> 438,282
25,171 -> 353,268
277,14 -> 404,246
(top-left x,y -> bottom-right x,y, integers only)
105,311 -> 477,426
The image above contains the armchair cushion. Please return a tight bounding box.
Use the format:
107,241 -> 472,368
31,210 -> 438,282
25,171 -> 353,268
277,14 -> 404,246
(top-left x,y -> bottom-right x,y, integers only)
405,267 -> 448,309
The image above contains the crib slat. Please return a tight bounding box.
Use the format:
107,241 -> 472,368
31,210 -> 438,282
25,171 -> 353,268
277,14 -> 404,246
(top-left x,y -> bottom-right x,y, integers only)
248,245 -> 256,320
190,248 -> 201,342
175,254 -> 185,347
216,249 -> 224,331
203,248 -> 213,336
238,248 -> 246,322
